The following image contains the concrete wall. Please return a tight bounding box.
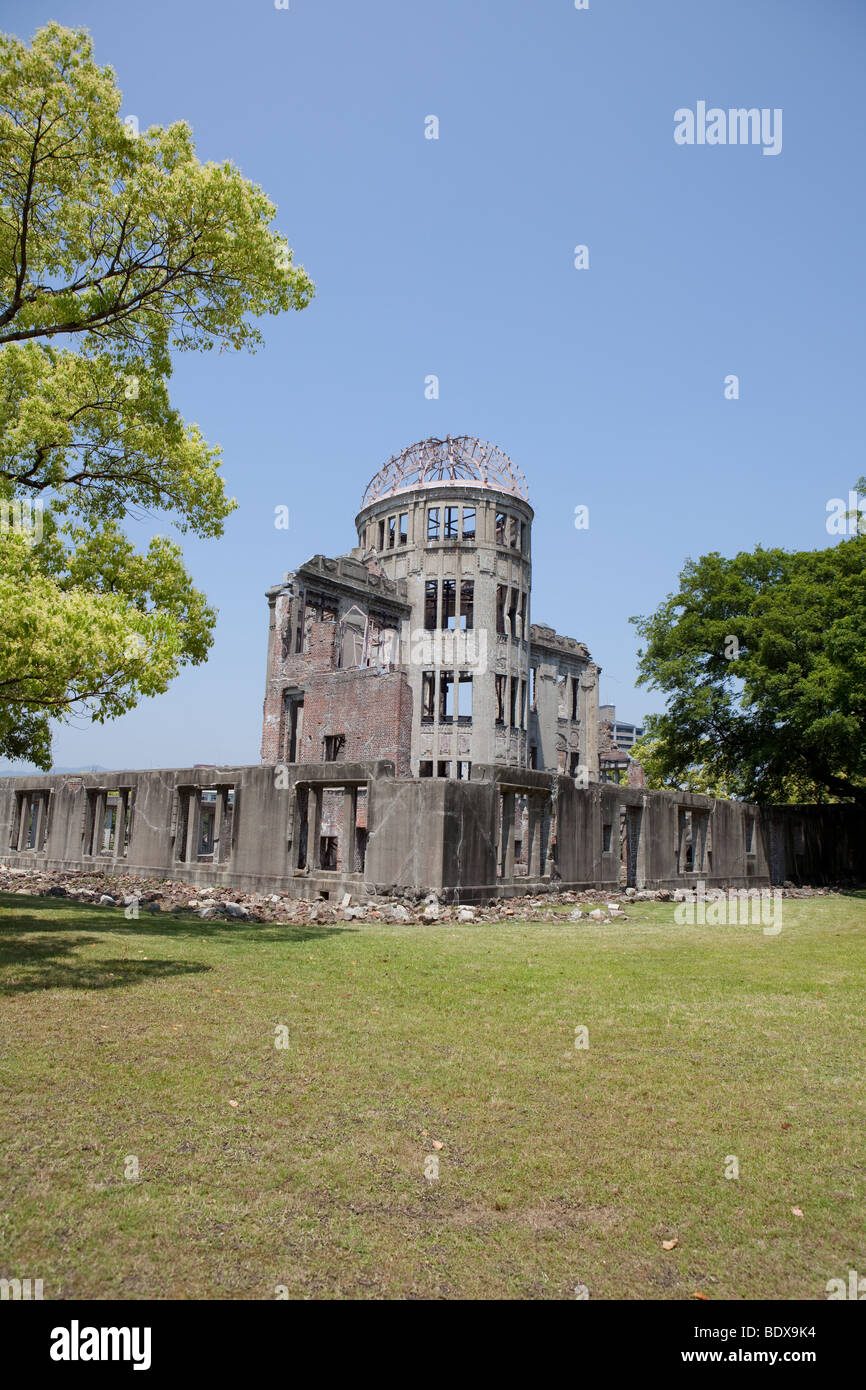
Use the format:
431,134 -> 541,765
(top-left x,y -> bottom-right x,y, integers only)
763,804 -> 866,885
1,763 -> 391,901
365,776 -> 447,895
0,764 -> 860,903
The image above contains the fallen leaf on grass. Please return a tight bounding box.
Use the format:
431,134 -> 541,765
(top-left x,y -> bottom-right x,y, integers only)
781,1122 -> 792,1130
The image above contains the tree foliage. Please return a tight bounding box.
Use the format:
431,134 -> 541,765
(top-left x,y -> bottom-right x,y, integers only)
0,23 -> 314,766
630,494 -> 866,807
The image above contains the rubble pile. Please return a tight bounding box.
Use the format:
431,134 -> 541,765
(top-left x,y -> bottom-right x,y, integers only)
0,866 -> 842,927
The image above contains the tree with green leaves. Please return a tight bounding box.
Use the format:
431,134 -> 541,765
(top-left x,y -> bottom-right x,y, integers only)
630,488 -> 866,806
0,22 -> 314,767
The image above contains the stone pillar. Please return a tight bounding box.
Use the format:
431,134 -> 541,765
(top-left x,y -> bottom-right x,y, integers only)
500,791 -> 516,878
528,797 -> 544,876
293,786 -> 309,870
185,790 -> 201,864
93,790 -> 107,855
214,787 -> 231,863
342,785 -> 357,872
309,786 -> 323,869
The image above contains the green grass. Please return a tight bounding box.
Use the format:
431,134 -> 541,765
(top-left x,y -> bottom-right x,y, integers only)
0,889 -> 864,1300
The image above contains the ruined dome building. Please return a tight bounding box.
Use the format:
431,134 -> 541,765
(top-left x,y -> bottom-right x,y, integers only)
5,436 -> 819,903
261,435 -> 600,781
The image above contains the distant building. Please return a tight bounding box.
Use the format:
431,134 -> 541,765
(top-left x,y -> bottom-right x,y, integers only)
598,704 -> 645,784
598,704 -> 644,751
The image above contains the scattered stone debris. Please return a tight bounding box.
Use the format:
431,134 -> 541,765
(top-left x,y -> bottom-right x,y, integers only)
0,866 -> 842,927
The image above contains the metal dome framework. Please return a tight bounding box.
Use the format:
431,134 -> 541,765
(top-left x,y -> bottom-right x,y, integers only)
360,436 -> 530,509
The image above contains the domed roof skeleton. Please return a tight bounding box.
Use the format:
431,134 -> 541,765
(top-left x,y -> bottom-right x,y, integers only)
360,435 -> 530,508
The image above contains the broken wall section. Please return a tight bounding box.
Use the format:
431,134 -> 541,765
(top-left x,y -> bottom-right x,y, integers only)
261,554 -> 413,773
0,766 -> 861,904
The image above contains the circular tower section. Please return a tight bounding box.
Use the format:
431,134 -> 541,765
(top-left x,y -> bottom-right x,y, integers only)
355,436 -> 534,777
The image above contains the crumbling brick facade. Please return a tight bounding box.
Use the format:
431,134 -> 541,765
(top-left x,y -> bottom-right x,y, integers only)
298,663 -> 413,776
261,555 -> 413,775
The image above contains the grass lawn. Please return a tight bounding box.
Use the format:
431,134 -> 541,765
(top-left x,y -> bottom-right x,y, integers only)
0,889 -> 864,1300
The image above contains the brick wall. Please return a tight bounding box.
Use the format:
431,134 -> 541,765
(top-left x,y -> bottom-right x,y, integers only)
300,667 -> 412,776
261,616 -> 413,775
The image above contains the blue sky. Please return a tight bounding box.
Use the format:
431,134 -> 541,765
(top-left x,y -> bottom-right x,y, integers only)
2,0 -> 864,770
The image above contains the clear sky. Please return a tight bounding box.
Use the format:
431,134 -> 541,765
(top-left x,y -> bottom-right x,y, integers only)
2,0 -> 864,770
